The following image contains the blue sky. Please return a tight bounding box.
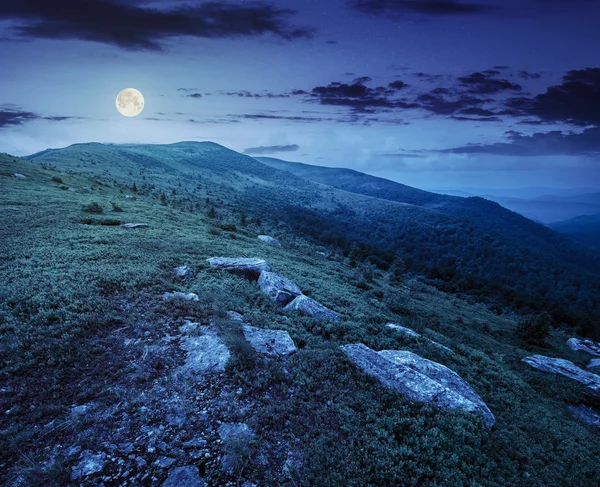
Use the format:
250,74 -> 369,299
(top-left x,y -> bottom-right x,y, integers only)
1,0 -> 599,190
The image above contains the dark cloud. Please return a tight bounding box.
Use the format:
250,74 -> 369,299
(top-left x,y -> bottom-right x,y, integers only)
0,106 -> 78,128
389,80 -> 408,90
440,127 -> 600,156
186,93 -> 203,99
351,0 -> 494,17
229,113 -> 336,123
413,72 -> 445,82
416,92 -> 488,115
0,0 -> 313,50
458,71 -> 523,94
518,70 -> 543,79
243,144 -> 300,155
218,90 -> 290,99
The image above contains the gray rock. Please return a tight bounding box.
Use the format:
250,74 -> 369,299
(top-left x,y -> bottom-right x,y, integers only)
258,271 -> 302,305
207,257 -> 272,280
258,235 -> 281,246
162,466 -> 205,487
180,329 -> 230,374
522,355 -> 600,393
13,173 -> 27,179
588,358 -> 600,370
226,311 -> 244,321
182,438 -> 207,448
173,266 -> 193,278
218,423 -> 255,445
342,343 -> 495,428
120,223 -> 149,228
71,450 -> 107,480
163,291 -> 199,302
156,456 -> 176,468
242,325 -> 297,357
567,337 -> 600,357
386,323 -> 453,353
284,294 -> 342,322
568,404 -> 600,429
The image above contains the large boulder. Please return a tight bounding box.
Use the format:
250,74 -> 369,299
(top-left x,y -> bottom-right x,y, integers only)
162,466 -> 205,487
13,173 -> 27,179
207,257 -> 271,280
284,294 -> 342,322
386,323 -> 453,354
567,338 -> 600,357
342,343 -> 495,428
242,325 -> 297,357
522,355 -> 600,393
258,271 -> 302,305
258,235 -> 281,246
163,291 -> 199,302
173,266 -> 193,279
179,328 -> 230,374
588,358 -> 600,370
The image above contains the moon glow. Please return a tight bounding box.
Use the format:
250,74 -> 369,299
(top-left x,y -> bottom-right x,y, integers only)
116,88 -> 144,117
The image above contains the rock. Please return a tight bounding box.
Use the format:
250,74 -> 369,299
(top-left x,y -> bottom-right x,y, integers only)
179,328 -> 230,374
173,266 -> 193,279
567,338 -> 600,357
342,343 -> 495,428
258,235 -> 281,246
162,466 -> 205,487
568,404 -> 600,429
163,291 -> 199,302
242,325 -> 297,357
156,456 -> 176,468
182,439 -> 207,448
218,423 -> 255,445
71,450 -> 107,480
120,223 -> 149,229
284,295 -> 342,322
257,271 -> 302,305
386,323 -> 453,354
226,311 -> 244,321
207,257 -> 272,280
588,358 -> 600,370
13,173 -> 27,179
522,355 -> 600,393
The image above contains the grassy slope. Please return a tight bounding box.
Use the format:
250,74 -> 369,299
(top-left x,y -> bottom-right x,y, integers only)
1,152 -> 600,486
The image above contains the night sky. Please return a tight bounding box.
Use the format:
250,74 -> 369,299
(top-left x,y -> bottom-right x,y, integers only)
1,0 -> 599,190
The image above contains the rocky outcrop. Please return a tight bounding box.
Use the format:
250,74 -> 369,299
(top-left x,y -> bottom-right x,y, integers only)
258,271 -> 302,305
568,404 -> 600,429
173,266 -> 193,279
71,450 -> 107,481
522,355 -> 600,393
242,325 -> 297,357
162,466 -> 205,487
163,291 -> 199,302
567,338 -> 600,357
342,343 -> 495,428
386,323 -> 453,353
258,235 -> 281,246
588,358 -> 600,370
120,223 -> 149,229
284,294 -> 342,322
207,257 -> 271,280
227,310 -> 244,322
179,328 -> 230,374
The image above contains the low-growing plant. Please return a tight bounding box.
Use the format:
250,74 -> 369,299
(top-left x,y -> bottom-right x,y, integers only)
82,202 -> 103,213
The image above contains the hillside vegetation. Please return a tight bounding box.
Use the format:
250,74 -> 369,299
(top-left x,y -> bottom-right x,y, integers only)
1,146 -> 600,486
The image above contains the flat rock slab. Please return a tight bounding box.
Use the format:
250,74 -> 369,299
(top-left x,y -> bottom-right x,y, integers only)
568,404 -> 600,429
588,358 -> 600,370
258,235 -> 281,246
386,323 -> 453,354
567,338 -> 600,357
120,223 -> 149,229
207,257 -> 272,280
173,266 -> 193,278
162,466 -> 205,487
522,355 -> 600,393
242,325 -> 297,357
258,271 -> 302,305
284,294 -> 342,322
342,343 -> 495,428
163,291 -> 199,301
180,328 -> 230,374
13,173 -> 27,179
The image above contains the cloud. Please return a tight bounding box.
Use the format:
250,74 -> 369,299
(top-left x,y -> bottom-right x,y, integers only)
0,106 -> 79,128
243,144 -> 300,155
351,0 -> 494,17
518,70 -> 542,79
458,71 -> 523,94
0,0 -> 313,50
439,127 -> 600,156
229,113 -> 336,123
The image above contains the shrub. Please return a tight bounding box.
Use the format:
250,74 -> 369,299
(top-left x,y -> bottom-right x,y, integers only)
51,176 -> 63,184
83,202 -> 103,213
516,313 -> 551,345
111,202 -> 124,212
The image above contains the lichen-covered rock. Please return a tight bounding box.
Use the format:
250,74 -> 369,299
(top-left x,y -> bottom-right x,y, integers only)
258,271 -> 302,305
258,235 -> 281,246
163,291 -> 199,301
179,328 -> 230,374
386,323 -> 453,353
522,355 -> 600,393
70,450 -> 107,481
342,343 -> 495,428
242,325 -> 297,357
284,294 -> 342,322
567,338 -> 600,357
120,223 -> 149,229
207,257 -> 271,280
162,466 -> 205,487
173,266 -> 193,278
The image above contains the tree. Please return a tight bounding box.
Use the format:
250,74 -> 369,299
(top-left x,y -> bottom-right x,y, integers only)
389,256 -> 407,283
132,182 -> 138,193
239,211 -> 247,226
516,313 -> 551,345
208,206 -> 217,218
160,192 -> 167,206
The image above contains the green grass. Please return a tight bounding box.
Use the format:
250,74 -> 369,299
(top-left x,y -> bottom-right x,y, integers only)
1,152 -> 600,486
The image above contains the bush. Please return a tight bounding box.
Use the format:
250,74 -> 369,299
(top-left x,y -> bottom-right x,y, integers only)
111,202 -> 124,212
51,176 -> 63,184
83,202 -> 103,213
516,313 -> 551,345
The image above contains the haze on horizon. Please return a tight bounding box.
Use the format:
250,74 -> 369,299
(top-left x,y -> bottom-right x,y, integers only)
1,0 -> 599,191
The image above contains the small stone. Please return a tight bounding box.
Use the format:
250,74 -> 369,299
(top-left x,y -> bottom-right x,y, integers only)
135,457 -> 147,468
156,456 -> 176,468
13,173 -> 27,179
70,451 -> 107,480
182,439 -> 207,448
162,466 -> 205,487
173,266 -> 193,278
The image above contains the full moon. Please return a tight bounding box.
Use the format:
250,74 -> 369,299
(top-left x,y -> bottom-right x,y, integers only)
116,88 -> 144,117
